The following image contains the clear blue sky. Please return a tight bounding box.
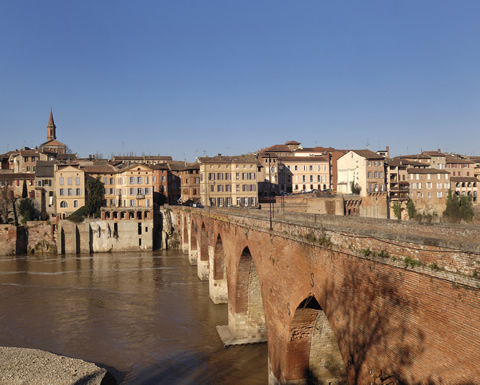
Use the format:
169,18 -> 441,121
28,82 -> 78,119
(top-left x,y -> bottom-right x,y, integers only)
1,1 -> 479,161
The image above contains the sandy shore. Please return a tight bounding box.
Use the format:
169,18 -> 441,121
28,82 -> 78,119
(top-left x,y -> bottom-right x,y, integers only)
0,347 -> 117,385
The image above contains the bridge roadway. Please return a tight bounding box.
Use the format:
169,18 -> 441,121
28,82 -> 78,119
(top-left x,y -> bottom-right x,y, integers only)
171,206 -> 480,385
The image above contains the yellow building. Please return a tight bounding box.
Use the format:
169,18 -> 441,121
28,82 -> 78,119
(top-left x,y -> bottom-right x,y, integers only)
55,165 -> 85,218
198,154 -> 261,208
117,164 -> 154,208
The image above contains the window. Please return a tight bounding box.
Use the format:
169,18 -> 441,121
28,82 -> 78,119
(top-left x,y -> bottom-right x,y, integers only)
68,177 -> 72,185
59,177 -> 64,185
137,177 -> 143,184
60,201 -> 68,208
59,188 -> 65,196
437,192 -> 443,198
129,177 -> 135,184
74,200 -> 78,208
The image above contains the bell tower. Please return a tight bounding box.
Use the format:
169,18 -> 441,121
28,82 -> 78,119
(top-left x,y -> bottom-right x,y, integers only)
46,109 -> 56,141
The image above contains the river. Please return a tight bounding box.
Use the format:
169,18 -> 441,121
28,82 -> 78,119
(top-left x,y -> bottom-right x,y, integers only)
0,250 -> 268,384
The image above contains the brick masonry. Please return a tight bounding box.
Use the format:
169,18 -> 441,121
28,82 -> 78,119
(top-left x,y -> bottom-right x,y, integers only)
174,206 -> 480,385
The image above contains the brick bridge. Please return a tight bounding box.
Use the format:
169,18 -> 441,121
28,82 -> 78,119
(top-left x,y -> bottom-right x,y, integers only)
171,206 -> 480,385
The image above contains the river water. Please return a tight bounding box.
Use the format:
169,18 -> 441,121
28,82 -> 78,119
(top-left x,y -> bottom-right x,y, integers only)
0,250 -> 268,384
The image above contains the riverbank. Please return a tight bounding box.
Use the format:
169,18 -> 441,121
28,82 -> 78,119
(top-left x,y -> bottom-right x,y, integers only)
0,347 -> 117,385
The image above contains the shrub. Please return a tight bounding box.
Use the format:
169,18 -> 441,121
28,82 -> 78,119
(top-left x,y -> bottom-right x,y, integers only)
67,206 -> 88,223
407,199 -> 416,220
443,190 -> 474,223
351,181 -> 362,195
392,202 -> 402,220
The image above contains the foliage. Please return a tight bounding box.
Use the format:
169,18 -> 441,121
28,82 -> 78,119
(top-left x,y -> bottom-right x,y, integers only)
443,190 -> 474,223
85,177 -> 105,218
0,183 -> 11,223
392,201 -> 402,220
404,256 -> 424,268
406,199 -> 416,220
67,206 -> 88,223
361,248 -> 371,257
18,198 -> 36,223
350,181 -> 361,195
22,180 -> 28,199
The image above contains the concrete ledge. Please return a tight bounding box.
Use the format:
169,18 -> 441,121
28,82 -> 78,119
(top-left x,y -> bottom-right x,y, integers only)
0,346 -> 117,385
216,325 -> 267,347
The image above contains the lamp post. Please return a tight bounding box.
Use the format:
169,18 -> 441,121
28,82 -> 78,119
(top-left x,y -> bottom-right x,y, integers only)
267,153 -> 273,230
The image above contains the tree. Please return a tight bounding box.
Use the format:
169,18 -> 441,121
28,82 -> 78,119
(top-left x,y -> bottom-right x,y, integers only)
0,183 -> 11,223
443,190 -> 474,223
351,181 -> 362,195
18,198 -> 36,223
392,201 -> 402,220
406,199 -> 416,220
85,177 -> 104,218
22,180 -> 28,198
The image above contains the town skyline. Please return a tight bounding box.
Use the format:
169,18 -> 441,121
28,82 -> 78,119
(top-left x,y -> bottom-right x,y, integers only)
2,1 -> 479,160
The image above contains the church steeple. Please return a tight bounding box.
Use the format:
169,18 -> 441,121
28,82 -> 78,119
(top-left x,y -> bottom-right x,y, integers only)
47,109 -> 56,141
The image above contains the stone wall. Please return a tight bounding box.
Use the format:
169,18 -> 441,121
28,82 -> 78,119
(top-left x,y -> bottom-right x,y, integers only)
0,225 -> 24,255
0,222 -> 54,256
57,218 -> 155,254
25,221 -> 57,254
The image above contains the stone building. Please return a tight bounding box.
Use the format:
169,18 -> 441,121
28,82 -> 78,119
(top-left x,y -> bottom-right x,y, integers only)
34,161 -> 57,219
337,150 -> 386,197
407,168 -> 450,215
39,110 -> 67,156
278,156 -> 330,194
55,165 -> 85,218
198,154 -> 262,208
178,163 -> 201,204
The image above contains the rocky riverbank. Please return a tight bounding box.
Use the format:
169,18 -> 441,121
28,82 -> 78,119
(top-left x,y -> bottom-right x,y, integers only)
0,347 -> 117,385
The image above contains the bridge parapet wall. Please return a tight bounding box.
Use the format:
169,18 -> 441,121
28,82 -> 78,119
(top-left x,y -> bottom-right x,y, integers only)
175,207 -> 480,283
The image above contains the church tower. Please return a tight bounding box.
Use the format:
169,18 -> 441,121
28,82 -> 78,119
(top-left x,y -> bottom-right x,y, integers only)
46,109 -> 56,141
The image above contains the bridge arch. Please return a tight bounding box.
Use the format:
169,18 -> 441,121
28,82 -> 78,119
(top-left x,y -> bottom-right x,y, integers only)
188,219 -> 197,265
181,213 -> 189,254
285,296 -> 347,384
209,233 -> 228,304
228,246 -> 266,341
197,222 -> 209,280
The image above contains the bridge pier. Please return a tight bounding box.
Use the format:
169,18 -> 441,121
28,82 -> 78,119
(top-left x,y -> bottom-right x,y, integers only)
209,234 -> 228,304
196,223 -> 209,280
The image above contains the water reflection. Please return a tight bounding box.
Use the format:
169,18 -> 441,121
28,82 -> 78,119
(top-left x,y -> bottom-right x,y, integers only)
0,251 -> 267,384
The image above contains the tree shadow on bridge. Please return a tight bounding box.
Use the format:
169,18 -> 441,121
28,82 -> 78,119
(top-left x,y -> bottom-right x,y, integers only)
318,259 -> 426,384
